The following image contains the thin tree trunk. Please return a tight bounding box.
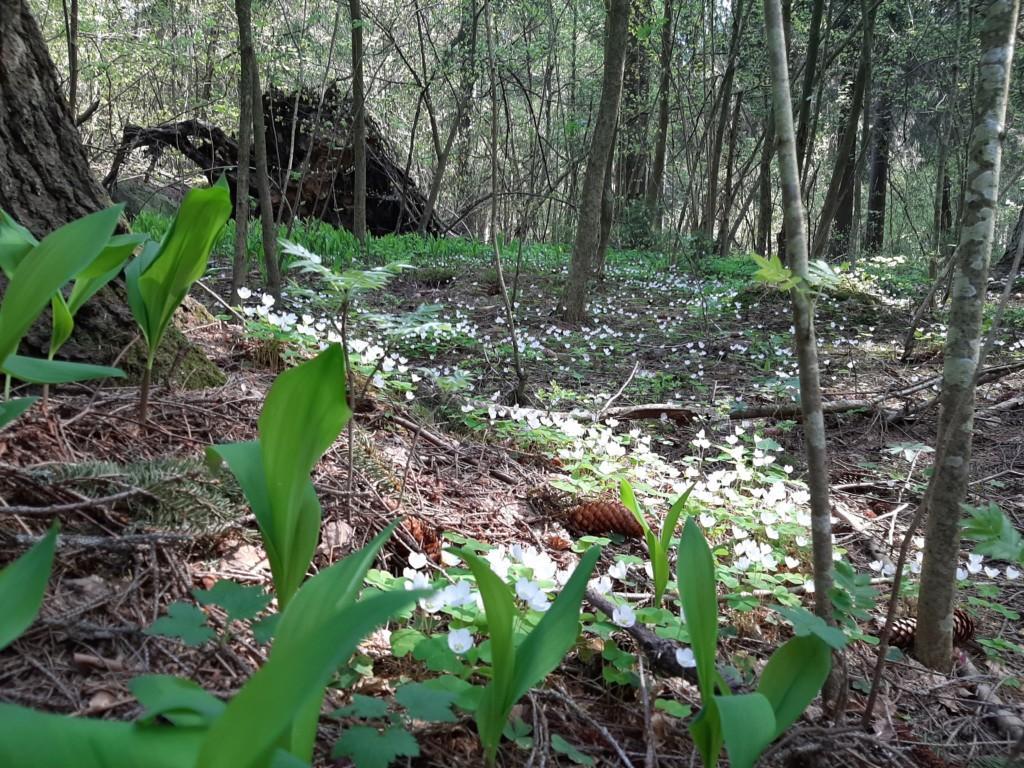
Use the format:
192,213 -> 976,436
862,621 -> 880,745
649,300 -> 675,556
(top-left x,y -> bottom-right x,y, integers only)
864,94 -> 892,253
703,0 -> 746,241
915,0 -> 1019,671
645,0 -> 673,232
810,0 -> 875,261
417,1 -> 479,235
350,0 -> 367,249
60,0 -> 79,118
795,0 -> 824,179
229,14 -> 254,304
235,0 -> 280,296
763,0 -> 835,621
560,0 -> 629,321
755,101 -> 776,256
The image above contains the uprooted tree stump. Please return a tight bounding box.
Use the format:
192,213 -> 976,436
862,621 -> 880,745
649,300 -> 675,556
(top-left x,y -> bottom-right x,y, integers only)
103,84 -> 442,236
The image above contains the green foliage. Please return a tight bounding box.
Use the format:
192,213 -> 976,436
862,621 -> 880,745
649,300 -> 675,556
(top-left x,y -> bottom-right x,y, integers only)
146,602 -> 216,646
126,179 -> 232,377
678,517 -> 834,768
621,479 -> 694,606
332,726 -> 420,768
963,502 -> 1024,563
208,343 -> 350,607
459,546 -> 601,765
0,205 -> 126,418
0,523 -> 59,651
0,522 -> 420,768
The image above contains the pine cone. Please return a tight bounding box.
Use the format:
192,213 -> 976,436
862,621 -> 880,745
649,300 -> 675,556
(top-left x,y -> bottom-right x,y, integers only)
567,498 -> 645,539
885,608 -> 975,650
403,517 -> 442,563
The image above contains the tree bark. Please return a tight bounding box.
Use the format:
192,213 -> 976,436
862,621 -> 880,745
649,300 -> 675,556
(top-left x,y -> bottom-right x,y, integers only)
763,0 -> 835,621
236,0 -> 281,297
645,0 -> 673,232
795,0 -> 824,180
0,0 -> 109,237
864,94 -> 892,253
915,0 -> 1019,671
230,0 -> 254,304
810,0 -> 874,261
560,0 -> 629,321
0,0 -> 222,388
621,0 -> 651,203
350,0 -> 367,249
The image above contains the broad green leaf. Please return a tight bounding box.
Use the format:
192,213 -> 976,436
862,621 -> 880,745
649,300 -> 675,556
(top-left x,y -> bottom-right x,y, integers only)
460,550 -> 518,761
654,699 -> 692,718
331,725 -> 419,768
390,627 -> 426,657
714,692 -> 776,768
620,479 -> 653,537
511,546 -> 601,706
0,523 -> 58,651
197,525 -> 416,768
0,703 -> 206,768
771,604 -> 847,650
963,503 -> 1024,563
130,675 -> 226,727
0,205 -> 122,363
258,343 -> 350,605
49,233 -> 147,359
395,681 -> 459,723
688,702 -> 722,767
0,208 -> 37,276
0,397 -> 38,429
194,580 -> 271,622
757,635 -> 831,738
550,734 -> 595,766
2,355 -> 124,384
145,602 -> 215,646
678,517 -> 719,702
128,180 -> 231,358
49,294 -> 74,359
661,483 -> 695,549
206,441 -> 283,589
332,694 -> 390,720
66,234 -> 147,314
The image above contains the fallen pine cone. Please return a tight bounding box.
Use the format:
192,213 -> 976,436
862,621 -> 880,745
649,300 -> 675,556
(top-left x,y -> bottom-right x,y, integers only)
403,517 -> 442,563
567,498 -> 645,539
885,608 -> 975,650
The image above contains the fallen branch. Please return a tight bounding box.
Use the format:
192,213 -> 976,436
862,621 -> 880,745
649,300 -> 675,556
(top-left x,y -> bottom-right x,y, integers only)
586,590 -> 700,684
0,487 -> 154,518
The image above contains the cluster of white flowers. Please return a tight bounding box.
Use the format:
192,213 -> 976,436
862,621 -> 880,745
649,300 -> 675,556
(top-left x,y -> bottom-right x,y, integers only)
956,552 -> 1021,582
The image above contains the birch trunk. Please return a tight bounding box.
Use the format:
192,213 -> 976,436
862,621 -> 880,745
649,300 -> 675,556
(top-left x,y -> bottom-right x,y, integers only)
915,0 -> 1019,671
763,0 -> 835,619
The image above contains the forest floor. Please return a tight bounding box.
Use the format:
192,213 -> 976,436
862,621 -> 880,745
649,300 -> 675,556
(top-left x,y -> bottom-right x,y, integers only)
2,241 -> 1023,767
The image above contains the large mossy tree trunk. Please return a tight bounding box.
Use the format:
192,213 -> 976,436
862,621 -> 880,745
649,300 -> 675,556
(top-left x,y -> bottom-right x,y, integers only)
0,0 -> 223,390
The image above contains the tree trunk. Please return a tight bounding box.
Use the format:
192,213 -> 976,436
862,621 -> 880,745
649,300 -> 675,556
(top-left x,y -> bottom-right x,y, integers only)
809,0 -> 874,261
0,0 -> 222,389
763,0 -> 835,622
350,0 -> 367,249
795,0 -> 824,180
915,0 -> 1019,672
995,204 -> 1024,274
755,106 -> 775,256
703,0 -> 746,242
230,0 -> 254,304
864,94 -> 892,253
621,0 -> 651,203
237,0 -> 281,297
560,0 -> 629,321
645,0 -> 673,231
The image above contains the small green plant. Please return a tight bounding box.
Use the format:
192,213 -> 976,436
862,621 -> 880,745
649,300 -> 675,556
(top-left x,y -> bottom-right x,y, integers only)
126,178 -> 232,420
208,343 -> 350,608
678,516 -> 838,768
0,206 -> 128,427
0,521 -> 422,768
459,545 -> 601,766
620,479 -> 693,606
963,502 -> 1024,564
